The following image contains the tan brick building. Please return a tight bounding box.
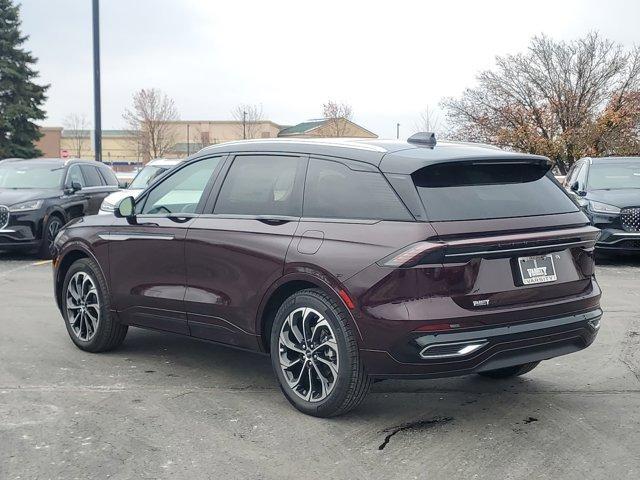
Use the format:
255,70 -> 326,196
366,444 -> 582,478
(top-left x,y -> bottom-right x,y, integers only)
35,118 -> 377,163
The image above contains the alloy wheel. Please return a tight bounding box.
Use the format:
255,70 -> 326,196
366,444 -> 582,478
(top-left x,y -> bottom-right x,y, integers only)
66,271 -> 100,342
278,307 -> 339,402
47,218 -> 62,255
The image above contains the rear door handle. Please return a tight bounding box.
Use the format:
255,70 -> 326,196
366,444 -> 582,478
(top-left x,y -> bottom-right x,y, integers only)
256,216 -> 297,226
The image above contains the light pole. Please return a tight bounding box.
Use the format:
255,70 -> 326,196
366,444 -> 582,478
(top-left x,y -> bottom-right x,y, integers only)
92,0 -> 102,162
243,111 -> 247,139
186,123 -> 190,156
396,123 -> 400,139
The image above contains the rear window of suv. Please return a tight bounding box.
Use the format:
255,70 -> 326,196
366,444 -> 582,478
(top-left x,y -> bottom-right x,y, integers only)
413,161 -> 578,221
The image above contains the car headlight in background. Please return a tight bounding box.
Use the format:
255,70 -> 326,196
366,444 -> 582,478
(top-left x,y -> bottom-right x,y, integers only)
589,201 -> 620,215
9,199 -> 43,212
100,201 -> 116,212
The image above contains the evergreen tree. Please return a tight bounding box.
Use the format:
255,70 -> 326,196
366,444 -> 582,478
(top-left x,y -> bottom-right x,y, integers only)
0,0 -> 48,158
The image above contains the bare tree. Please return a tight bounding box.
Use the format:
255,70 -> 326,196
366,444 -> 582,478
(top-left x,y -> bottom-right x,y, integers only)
322,100 -> 353,137
442,32 -> 640,173
414,106 -> 441,134
232,104 -> 264,139
62,114 -> 89,158
123,88 -> 179,161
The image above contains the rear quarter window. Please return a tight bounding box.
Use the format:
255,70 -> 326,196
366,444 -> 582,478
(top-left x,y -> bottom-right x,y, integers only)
304,159 -> 412,221
413,161 -> 578,221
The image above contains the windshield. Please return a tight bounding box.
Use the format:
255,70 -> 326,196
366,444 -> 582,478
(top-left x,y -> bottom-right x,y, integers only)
0,163 -> 64,189
129,165 -> 170,189
588,162 -> 640,190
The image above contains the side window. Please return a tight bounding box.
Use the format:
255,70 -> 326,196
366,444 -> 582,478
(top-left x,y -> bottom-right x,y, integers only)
98,166 -> 119,186
303,159 -> 412,221
140,157 -> 221,215
66,165 -> 86,188
80,165 -> 104,187
214,155 -> 304,216
576,163 -> 588,190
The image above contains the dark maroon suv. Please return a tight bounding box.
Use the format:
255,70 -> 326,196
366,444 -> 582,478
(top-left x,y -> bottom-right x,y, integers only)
52,134 -> 602,417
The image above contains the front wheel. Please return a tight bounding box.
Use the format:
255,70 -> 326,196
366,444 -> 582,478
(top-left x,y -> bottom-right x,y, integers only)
270,288 -> 371,417
62,258 -> 128,352
38,214 -> 63,259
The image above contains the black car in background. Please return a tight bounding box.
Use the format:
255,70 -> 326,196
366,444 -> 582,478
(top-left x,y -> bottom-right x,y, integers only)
0,158 -> 118,258
564,157 -> 640,253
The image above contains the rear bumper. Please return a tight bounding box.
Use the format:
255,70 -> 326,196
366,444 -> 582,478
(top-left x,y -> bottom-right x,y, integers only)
596,228 -> 640,252
361,308 -> 601,378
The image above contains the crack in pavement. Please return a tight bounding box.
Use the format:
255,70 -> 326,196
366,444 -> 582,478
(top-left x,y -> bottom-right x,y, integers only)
378,417 -> 453,450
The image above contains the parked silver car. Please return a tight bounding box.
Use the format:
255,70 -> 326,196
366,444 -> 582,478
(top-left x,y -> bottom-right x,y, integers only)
99,158 -> 184,214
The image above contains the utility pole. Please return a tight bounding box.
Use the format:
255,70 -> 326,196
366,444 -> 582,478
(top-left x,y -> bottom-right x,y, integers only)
396,123 -> 400,139
92,0 -> 102,162
186,123 -> 190,156
243,111 -> 247,139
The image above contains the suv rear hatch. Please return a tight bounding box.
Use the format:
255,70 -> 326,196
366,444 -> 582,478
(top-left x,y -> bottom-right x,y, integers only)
380,156 -> 598,321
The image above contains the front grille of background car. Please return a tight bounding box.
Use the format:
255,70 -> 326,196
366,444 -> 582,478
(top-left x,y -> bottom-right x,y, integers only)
0,206 -> 9,230
617,240 -> 640,250
621,207 -> 640,232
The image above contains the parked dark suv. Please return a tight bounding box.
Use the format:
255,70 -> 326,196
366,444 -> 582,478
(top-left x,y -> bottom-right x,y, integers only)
0,158 -> 119,258
52,136 -> 602,417
564,156 -> 640,253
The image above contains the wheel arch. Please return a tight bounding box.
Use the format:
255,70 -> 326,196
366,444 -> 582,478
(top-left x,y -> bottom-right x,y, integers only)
255,272 -> 361,353
54,243 -> 104,313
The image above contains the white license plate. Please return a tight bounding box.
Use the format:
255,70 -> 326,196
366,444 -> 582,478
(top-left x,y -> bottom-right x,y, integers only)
518,254 -> 557,285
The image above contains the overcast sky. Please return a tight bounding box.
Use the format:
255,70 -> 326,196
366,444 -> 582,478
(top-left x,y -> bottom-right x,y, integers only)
19,0 -> 640,138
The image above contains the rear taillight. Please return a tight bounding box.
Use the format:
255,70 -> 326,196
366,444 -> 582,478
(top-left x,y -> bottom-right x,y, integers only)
377,241 -> 445,267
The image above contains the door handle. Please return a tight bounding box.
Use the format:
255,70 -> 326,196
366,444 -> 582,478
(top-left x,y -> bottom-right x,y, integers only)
256,216 -> 294,226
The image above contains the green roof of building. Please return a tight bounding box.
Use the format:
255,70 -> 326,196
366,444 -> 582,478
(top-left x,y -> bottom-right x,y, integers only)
278,119 -> 327,136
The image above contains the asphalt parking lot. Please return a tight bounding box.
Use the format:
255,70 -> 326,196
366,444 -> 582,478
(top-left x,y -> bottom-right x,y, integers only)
1,253 -> 639,480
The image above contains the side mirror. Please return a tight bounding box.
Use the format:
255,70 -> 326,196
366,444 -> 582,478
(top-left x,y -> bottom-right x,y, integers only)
115,196 -> 136,218
118,180 -> 130,189
65,181 -> 82,194
570,181 -> 579,192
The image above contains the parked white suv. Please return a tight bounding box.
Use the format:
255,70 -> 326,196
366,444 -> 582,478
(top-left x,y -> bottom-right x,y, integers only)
99,158 -> 184,214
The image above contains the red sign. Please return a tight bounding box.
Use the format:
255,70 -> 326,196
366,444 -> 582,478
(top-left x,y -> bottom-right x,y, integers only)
60,149 -> 70,159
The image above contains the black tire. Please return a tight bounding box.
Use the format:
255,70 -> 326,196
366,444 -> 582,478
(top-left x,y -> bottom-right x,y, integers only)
61,258 -> 128,352
270,288 -> 371,417
478,361 -> 540,379
38,214 -> 64,259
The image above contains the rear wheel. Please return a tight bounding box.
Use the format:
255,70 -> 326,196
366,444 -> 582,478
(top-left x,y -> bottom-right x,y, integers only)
270,288 -> 371,417
478,361 -> 540,379
62,258 -> 128,352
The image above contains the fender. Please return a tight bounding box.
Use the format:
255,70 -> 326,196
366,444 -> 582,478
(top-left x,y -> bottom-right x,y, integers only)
254,266 -> 364,350
54,239 -> 109,314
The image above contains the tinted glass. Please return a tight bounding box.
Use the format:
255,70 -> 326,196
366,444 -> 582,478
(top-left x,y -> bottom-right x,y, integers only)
140,157 -> 221,214
214,155 -> 303,216
66,165 -> 86,188
575,163 -> 588,189
414,162 -> 578,221
0,163 -> 65,189
588,162 -> 640,190
304,159 -> 412,221
130,165 -> 170,189
99,166 -> 119,186
80,165 -> 104,187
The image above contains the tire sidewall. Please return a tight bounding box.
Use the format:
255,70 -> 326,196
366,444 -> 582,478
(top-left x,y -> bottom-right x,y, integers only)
61,258 -> 110,351
270,290 -> 355,416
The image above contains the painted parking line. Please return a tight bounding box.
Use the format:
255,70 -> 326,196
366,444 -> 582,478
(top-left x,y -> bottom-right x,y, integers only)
32,260 -> 52,266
